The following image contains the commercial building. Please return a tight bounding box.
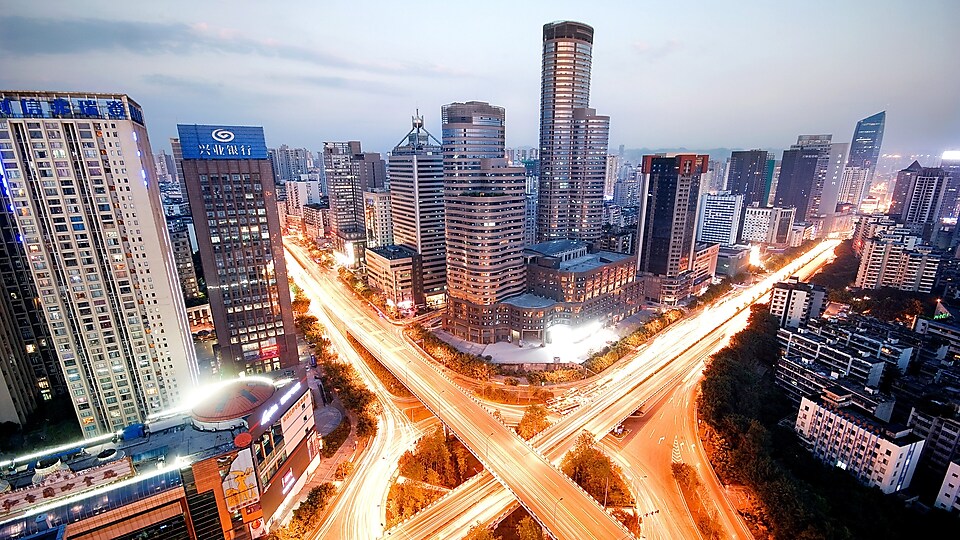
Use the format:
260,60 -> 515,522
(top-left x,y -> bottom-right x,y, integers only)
362,188 -> 393,248
636,154 -> 708,304
795,392 -> 922,494
0,375 -> 320,540
716,245 -> 750,278
322,141 -> 386,268
935,461 -> 960,512
442,102 -> 527,344
536,21 -> 609,244
365,245 -> 424,310
775,144 -> 824,223
178,124 -> 297,375
696,191 -> 743,246
769,277 -> 827,328
846,111 -> 886,188
302,200 -> 328,243
387,115 -> 446,304
740,206 -> 795,245
0,91 -> 199,436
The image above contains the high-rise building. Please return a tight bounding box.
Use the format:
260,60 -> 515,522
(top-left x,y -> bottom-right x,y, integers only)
697,192 -> 743,246
0,91 -> 199,436
775,146 -> 822,221
268,144 -> 313,183
847,111 -> 885,183
726,150 -> 769,207
363,188 -> 393,248
388,116 -> 446,304
285,176 -> 322,218
178,124 -> 297,375
154,150 -> 177,184
323,141 -> 386,267
536,21 -> 609,244
167,216 -> 201,300
442,102 -> 526,343
890,161 -> 948,239
741,206 -> 795,245
855,225 -> 940,293
938,151 -> 960,221
604,155 -> 619,199
637,155 -> 707,304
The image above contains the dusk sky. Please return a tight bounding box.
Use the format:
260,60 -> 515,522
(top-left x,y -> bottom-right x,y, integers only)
2,0 -> 957,157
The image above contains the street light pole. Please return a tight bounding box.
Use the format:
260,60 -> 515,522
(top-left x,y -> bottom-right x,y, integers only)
552,496 -> 563,535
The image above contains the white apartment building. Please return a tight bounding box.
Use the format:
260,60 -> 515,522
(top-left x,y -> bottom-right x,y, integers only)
363,188 -> 393,248
855,227 -> 940,293
741,206 -> 795,245
285,176 -> 322,217
935,461 -> 960,512
770,277 -> 827,328
697,191 -> 743,246
796,395 -> 923,494
0,91 -> 199,437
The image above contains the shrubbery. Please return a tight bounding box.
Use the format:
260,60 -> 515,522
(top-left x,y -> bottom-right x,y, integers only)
406,323 -> 498,380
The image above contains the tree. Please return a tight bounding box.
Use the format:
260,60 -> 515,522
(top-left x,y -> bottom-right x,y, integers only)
517,404 -> 550,440
463,524 -> 501,540
560,432 -> 633,506
516,516 -> 544,540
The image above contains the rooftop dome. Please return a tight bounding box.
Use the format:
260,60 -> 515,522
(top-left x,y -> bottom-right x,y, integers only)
191,378 -> 276,431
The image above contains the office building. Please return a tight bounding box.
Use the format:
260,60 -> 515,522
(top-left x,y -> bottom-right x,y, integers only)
637,154 -> 707,303
388,115 -> 446,304
775,135 -> 835,223
0,91 -> 199,436
740,205 -> 795,245
697,191 -> 743,246
705,158 -> 728,193
847,111 -> 885,184
795,393 -> 922,495
365,245 -> 424,310
716,245 -> 750,278
323,141 -> 386,267
769,277 -> 826,328
537,21 -> 609,244
154,150 -> 177,183
179,124 -> 296,375
363,188 -> 393,248
442,101 -> 526,343
726,150 -> 769,207
604,155 -> 619,199
268,144 -> 312,183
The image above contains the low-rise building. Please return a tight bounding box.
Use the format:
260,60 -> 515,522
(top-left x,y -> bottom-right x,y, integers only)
716,245 -> 751,278
365,245 -> 424,310
795,393 -> 923,494
778,327 -> 886,388
741,206 -> 795,245
907,405 -> 960,473
302,200 -> 329,243
935,461 -> 960,512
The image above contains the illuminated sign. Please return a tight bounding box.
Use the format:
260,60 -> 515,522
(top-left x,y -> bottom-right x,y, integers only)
0,94 -> 143,125
259,381 -> 303,426
177,124 -> 268,160
281,469 -> 297,495
259,344 -> 280,360
222,448 -> 261,513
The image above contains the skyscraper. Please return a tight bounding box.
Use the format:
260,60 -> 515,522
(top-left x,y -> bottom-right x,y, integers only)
847,112 -> 886,173
536,21 -> 609,243
726,150 -> 769,207
775,144 -> 823,221
388,116 -> 446,304
442,102 -> 526,343
179,124 -> 297,375
323,141 -> 386,267
697,192 -> 744,246
0,91 -> 199,436
363,188 -> 393,248
890,161 -> 948,240
637,155 -> 708,303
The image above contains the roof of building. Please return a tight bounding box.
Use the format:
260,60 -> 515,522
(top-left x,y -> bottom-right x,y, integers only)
559,251 -> 632,273
191,378 -> 276,423
501,293 -> 557,309
367,244 -> 418,260
718,244 -> 751,255
526,239 -> 585,257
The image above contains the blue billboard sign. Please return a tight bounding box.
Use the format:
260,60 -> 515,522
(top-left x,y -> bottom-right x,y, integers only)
0,93 -> 144,126
177,124 -> 268,160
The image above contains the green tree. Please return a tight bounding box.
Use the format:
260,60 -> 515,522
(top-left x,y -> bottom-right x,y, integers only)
516,404 -> 550,440
516,515 -> 544,540
560,432 -> 633,506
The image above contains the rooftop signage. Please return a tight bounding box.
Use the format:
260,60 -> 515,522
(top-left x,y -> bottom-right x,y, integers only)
177,124 -> 268,160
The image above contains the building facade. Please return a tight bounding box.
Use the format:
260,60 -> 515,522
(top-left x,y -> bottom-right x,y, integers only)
0,91 -> 199,436
536,21 -> 609,244
697,191 -> 743,246
179,124 -> 297,375
362,188 -> 393,248
769,277 -> 827,328
741,206 -> 795,245
442,102 -> 527,344
726,150 -> 770,208
365,245 -> 424,310
322,141 -> 386,267
387,116 -> 446,304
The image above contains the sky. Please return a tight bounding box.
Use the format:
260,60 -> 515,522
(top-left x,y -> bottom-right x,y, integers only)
1,0 -> 958,158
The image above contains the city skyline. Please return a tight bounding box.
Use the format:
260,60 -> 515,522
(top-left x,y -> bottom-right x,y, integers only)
1,1 -> 957,156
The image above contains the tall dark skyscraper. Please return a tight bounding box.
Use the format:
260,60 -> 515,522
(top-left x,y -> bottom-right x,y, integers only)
726,150 -> 770,207
637,154 -> 706,279
536,21 -> 609,244
774,147 -> 822,219
179,124 -> 297,375
388,116 -> 446,305
442,102 -> 526,343
847,111 -> 885,172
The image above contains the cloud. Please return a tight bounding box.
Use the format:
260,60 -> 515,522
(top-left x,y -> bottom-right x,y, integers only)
0,16 -> 460,78
141,74 -> 226,96
632,39 -> 683,60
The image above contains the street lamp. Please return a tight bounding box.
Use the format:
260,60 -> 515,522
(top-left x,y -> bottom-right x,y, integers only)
552,497 -> 563,530
485,431 -> 494,461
